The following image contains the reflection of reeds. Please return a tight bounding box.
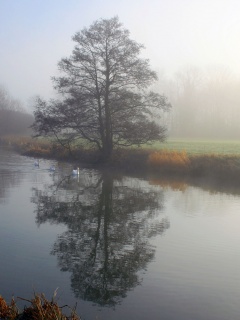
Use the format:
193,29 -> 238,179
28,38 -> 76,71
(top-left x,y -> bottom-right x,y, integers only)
0,292 -> 80,320
149,178 -> 188,191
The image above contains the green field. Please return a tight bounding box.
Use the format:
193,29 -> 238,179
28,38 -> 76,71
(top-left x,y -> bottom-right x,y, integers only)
2,135 -> 240,157
149,139 -> 240,155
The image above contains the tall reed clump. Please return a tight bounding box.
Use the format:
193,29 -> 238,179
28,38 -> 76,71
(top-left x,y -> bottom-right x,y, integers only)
0,292 -> 80,320
147,150 -> 190,172
0,296 -> 18,320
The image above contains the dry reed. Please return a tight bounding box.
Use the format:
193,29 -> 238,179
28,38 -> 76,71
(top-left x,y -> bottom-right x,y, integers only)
0,292 -> 80,320
148,150 -> 190,171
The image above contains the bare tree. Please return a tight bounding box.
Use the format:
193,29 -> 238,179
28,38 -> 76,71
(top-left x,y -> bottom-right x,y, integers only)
32,17 -> 171,161
0,85 -> 24,111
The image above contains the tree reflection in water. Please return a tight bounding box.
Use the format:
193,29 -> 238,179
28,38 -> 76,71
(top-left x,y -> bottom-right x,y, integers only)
32,170 -> 170,306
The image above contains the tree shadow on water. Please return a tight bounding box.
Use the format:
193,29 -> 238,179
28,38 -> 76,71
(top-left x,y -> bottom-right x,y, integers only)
31,170 -> 170,307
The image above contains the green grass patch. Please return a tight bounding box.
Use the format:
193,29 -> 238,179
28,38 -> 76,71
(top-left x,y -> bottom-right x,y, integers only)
3,135 -> 240,156
148,138 -> 240,155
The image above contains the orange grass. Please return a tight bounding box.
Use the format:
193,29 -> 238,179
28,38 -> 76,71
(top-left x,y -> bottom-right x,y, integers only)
148,150 -> 190,170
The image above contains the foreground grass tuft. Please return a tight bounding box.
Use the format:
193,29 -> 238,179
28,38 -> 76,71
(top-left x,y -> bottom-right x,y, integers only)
0,293 -> 80,320
0,295 -> 18,320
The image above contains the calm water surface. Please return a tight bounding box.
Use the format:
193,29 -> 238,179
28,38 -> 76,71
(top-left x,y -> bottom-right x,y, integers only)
0,147 -> 240,320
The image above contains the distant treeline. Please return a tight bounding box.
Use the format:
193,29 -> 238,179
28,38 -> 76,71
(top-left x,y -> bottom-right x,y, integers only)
157,65 -> 240,140
0,85 -> 33,136
0,109 -> 33,136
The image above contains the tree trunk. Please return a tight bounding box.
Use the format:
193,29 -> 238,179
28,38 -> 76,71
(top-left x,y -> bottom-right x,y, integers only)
102,141 -> 113,162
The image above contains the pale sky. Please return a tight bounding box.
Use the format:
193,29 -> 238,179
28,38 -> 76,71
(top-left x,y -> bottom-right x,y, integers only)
1,0 -> 240,108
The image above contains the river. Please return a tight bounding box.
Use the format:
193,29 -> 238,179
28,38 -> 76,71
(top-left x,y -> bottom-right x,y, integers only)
0,147 -> 240,320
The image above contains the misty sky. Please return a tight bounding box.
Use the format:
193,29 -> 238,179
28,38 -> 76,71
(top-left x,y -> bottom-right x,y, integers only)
1,0 -> 240,108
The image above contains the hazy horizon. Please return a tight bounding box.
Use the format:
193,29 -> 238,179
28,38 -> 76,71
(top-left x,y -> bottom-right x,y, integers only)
1,0 -> 240,107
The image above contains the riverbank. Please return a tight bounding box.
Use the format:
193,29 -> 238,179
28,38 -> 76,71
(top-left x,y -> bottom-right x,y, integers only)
1,135 -> 240,189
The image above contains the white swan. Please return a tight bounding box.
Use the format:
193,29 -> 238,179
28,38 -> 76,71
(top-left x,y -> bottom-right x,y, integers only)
72,167 -> 80,175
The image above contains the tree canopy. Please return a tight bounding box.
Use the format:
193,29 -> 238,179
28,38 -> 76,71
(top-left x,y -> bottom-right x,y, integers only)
32,17 -> 171,160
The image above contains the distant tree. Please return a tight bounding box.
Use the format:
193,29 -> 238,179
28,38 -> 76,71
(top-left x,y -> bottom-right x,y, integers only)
0,109 -> 34,136
0,85 -> 23,111
0,86 -> 9,110
32,17 -> 171,161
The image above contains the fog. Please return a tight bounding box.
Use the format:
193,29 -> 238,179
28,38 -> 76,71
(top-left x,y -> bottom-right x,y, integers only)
0,86 -> 33,136
1,0 -> 240,139
157,66 -> 240,139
